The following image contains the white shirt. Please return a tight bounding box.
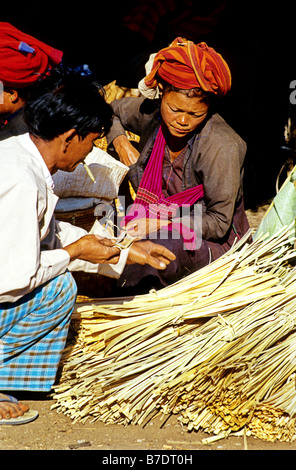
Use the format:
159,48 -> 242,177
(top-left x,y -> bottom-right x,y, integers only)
0,133 -> 128,303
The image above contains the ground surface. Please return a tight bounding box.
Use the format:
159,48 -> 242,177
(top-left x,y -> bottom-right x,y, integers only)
1,393 -> 295,451
3,203 -> 294,452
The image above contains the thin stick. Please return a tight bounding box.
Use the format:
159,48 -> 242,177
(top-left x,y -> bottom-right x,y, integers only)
82,160 -> 96,183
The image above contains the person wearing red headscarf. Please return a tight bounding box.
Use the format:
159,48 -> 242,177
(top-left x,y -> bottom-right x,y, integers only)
106,37 -> 250,295
0,22 -> 63,138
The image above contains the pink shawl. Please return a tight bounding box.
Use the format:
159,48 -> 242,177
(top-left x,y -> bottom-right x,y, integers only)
123,125 -> 204,249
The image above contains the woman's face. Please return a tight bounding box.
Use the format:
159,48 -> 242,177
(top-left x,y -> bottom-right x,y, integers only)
160,91 -> 209,139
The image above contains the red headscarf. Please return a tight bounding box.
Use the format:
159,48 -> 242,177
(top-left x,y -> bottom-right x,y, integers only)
144,37 -> 231,96
0,22 -> 63,88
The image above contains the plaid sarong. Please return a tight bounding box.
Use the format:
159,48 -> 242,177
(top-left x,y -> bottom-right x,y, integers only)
0,271 -> 77,392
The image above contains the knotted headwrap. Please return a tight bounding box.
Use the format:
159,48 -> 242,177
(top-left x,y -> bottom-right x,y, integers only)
0,22 -> 63,88
143,37 -> 231,97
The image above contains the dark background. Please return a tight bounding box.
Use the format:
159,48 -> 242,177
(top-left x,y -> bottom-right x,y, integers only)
2,1 -> 295,208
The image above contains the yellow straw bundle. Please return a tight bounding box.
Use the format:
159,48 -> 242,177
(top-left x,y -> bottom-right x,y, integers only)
52,225 -> 296,441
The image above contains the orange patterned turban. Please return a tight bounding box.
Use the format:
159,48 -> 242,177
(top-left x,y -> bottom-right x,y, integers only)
144,37 -> 231,96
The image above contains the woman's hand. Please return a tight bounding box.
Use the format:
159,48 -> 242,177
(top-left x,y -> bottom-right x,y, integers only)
63,235 -> 176,271
125,217 -> 172,239
63,234 -> 121,265
127,240 -> 176,270
113,135 -> 140,166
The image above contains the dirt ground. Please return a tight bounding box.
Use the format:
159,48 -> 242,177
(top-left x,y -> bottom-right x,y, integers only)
1,392 -> 296,452
2,202 -> 295,453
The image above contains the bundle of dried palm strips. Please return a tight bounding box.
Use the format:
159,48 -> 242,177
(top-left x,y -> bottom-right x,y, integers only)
52,224 -> 296,442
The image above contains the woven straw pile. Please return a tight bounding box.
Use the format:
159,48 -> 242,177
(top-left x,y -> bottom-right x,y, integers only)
52,225 -> 296,442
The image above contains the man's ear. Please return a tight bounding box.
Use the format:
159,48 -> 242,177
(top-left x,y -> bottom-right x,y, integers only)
62,129 -> 77,151
6,88 -> 19,103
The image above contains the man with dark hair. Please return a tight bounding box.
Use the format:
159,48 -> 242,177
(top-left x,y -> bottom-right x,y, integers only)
24,67 -> 112,142
0,68 -> 175,424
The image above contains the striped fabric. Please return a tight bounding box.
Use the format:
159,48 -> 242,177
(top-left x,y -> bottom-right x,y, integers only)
0,271 -> 77,392
144,37 -> 231,96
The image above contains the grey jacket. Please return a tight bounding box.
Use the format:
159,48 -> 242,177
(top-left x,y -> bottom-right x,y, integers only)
107,96 -> 247,241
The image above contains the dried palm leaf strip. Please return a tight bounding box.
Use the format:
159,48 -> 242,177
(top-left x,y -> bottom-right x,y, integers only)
157,288 -> 296,439
52,225 -> 296,440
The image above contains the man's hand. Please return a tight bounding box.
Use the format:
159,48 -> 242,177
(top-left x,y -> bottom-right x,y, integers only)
113,135 -> 140,166
63,234 -> 121,264
127,240 -> 176,270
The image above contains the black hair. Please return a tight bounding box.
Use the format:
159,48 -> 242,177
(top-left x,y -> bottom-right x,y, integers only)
24,66 -> 113,141
160,80 -> 213,106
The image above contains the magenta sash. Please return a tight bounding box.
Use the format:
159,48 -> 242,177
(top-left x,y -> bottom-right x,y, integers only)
123,125 -> 204,249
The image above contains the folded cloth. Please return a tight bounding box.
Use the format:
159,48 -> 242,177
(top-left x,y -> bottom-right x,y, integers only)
0,22 -> 63,87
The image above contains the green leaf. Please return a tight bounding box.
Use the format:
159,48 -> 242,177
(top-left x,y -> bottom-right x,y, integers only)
254,165 -> 296,241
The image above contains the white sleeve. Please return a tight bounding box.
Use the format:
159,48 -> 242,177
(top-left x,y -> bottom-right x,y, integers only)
0,178 -> 69,303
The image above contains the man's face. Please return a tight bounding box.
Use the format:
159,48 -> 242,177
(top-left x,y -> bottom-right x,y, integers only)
57,131 -> 100,172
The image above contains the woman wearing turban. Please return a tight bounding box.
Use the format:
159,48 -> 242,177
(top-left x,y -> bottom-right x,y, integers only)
106,37 -> 250,295
0,22 -> 63,139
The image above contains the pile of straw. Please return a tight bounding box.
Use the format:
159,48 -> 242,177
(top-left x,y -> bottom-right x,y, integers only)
52,225 -> 296,442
